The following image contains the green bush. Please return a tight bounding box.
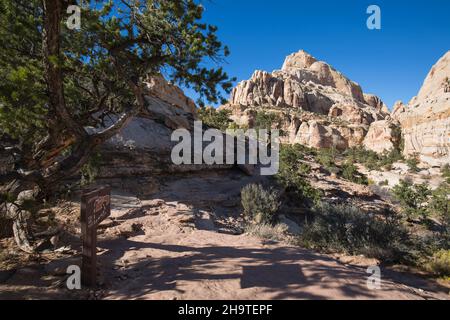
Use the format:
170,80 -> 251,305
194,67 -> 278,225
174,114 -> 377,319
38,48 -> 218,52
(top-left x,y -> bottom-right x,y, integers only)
343,147 -> 382,171
316,147 -> 338,169
441,164 -> 450,184
343,147 -> 404,171
254,111 -> 280,131
241,184 -> 280,224
279,144 -> 305,166
197,107 -> 232,131
340,162 -> 369,185
244,223 -> 289,242
277,145 -> 321,205
253,111 -> 287,137
392,180 -> 431,220
380,148 -> 404,169
406,155 -> 420,173
299,202 -> 409,261
429,182 -> 450,226
427,250 -> 450,277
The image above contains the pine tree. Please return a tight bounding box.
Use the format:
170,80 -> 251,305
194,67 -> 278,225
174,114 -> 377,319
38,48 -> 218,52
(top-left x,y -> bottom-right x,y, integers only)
0,0 -> 234,250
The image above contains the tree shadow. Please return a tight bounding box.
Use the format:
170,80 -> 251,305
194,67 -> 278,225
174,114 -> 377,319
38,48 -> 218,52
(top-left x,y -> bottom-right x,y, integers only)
96,238 -> 448,300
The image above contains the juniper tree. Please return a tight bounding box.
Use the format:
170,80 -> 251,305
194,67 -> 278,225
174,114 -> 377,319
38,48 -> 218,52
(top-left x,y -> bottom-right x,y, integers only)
0,0 -> 234,250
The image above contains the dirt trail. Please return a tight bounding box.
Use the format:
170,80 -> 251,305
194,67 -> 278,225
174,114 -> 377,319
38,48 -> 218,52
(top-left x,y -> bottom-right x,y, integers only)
100,229 -> 447,300
97,172 -> 448,300
1,171 -> 449,300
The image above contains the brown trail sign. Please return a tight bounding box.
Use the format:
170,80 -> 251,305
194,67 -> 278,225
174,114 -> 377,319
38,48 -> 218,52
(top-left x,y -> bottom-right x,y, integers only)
80,186 -> 111,287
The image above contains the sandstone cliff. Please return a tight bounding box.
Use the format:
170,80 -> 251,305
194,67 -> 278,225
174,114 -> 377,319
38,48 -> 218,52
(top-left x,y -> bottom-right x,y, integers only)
222,50 -> 389,150
95,75 -> 232,190
396,51 -> 450,167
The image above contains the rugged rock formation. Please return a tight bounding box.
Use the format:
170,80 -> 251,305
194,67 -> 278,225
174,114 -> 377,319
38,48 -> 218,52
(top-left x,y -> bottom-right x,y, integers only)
397,51 -> 450,167
96,75 -> 233,183
144,74 -> 197,114
364,93 -> 390,114
363,120 -> 400,154
223,50 -> 389,150
391,101 -> 407,120
96,75 -> 259,188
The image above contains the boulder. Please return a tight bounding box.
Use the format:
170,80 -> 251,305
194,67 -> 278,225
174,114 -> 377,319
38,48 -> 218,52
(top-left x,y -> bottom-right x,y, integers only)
363,120 -> 400,154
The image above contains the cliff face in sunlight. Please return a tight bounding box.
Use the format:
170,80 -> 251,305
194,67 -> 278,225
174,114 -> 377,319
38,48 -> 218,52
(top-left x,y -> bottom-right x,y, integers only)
394,51 -> 450,167
221,50 -> 390,150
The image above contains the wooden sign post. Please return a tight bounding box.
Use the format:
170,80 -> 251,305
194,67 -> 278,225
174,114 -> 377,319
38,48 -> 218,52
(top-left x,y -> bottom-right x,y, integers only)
80,186 -> 111,287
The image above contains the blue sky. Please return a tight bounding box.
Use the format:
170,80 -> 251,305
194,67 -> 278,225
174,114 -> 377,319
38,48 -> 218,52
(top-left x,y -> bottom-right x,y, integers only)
187,0 -> 450,109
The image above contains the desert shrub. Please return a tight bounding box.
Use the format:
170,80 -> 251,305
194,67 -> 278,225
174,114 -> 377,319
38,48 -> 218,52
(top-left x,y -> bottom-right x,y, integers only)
254,111 -> 280,130
197,107 -> 232,131
279,172 -> 322,206
441,164 -> 450,184
379,180 -> 389,187
1,193 -> 13,237
244,223 -> 289,242
340,162 -> 368,185
429,182 -> 450,225
253,111 -> 287,137
406,155 -> 420,173
427,250 -> 450,277
344,147 -> 404,171
380,148 -> 404,169
343,147 -> 381,171
277,145 -> 322,205
279,144 -> 305,166
316,147 -> 339,169
241,184 -> 280,224
392,180 -> 431,220
292,143 -> 317,157
299,202 -> 409,260
297,163 -> 311,175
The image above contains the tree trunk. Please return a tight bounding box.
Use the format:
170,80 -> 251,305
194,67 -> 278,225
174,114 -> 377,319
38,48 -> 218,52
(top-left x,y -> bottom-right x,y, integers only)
12,211 -> 34,253
5,188 -> 39,253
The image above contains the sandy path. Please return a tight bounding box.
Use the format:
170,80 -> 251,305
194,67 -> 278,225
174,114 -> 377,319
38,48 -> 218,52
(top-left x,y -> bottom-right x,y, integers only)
99,229 -> 447,300
1,172 -> 448,300
95,175 -> 449,300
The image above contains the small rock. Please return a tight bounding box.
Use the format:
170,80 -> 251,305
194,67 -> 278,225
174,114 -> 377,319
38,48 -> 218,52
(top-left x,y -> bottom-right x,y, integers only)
278,215 -> 302,234
178,216 -> 195,224
50,235 -> 59,247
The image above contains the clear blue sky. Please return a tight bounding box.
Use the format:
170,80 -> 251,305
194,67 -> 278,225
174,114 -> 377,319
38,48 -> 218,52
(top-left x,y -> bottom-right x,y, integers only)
188,0 -> 450,109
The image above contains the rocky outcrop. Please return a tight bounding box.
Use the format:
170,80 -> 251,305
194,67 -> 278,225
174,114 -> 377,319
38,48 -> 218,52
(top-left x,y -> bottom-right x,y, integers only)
96,75 -> 262,183
363,120 -> 400,154
145,74 -> 197,114
282,51 -> 366,102
96,76 -> 234,180
391,101 -> 407,121
397,51 -> 450,167
364,94 -> 390,114
223,50 -> 389,150
294,120 -> 365,150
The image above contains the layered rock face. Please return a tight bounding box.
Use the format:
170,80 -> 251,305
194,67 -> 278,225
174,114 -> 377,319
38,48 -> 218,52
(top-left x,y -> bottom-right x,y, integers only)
97,75 -> 232,185
396,51 -> 450,167
223,50 -> 389,150
145,74 -> 197,115
363,120 -> 400,153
